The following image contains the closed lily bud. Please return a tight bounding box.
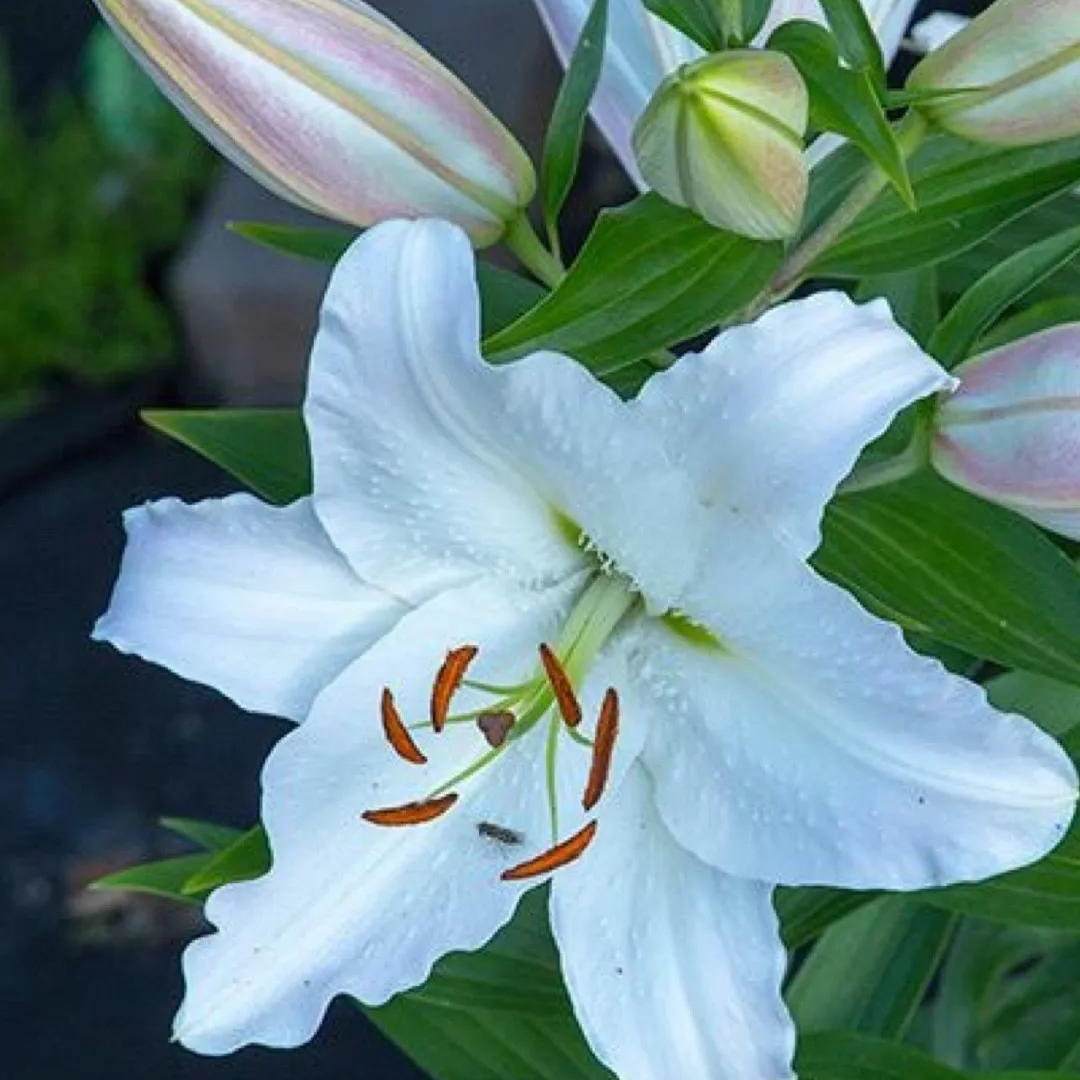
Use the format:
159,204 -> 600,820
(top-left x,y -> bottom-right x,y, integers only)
93,0 -> 535,245
931,324 -> 1080,539
632,50 -> 809,240
909,0 -> 1080,146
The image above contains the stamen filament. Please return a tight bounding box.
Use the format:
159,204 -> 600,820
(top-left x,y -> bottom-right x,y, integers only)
545,714 -> 561,843
362,793 -> 458,827
583,688 -> 619,811
539,643 -> 582,727
429,744 -> 504,797
380,688 -> 427,765
431,646 -> 479,733
500,820 -> 599,881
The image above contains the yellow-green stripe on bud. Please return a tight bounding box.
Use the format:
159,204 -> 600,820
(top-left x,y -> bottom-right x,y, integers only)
92,0 -> 536,246
909,0 -> 1080,147
632,50 -> 809,240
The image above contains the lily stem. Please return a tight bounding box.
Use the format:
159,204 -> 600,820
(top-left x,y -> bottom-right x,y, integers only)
505,214 -> 566,290
839,407 -> 934,495
743,111 -> 930,322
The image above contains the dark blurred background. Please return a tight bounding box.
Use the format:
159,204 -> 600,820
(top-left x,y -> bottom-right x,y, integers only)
0,1 -> 981,1077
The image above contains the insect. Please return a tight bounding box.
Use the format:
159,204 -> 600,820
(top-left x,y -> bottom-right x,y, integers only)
478,821 -> 523,846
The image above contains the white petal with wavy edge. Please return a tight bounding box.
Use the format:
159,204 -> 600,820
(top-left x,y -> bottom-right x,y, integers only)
174,572 -> 585,1055
530,0 -> 918,185
92,495 -> 406,722
634,291 -> 951,558
306,220 -> 706,613
550,766 -> 795,1080
639,510 -> 1077,890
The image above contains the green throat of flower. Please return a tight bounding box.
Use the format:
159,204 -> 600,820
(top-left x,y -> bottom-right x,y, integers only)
361,572 -> 640,882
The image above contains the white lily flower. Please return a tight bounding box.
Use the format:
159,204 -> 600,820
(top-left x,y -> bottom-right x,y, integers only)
531,0 -> 921,184
95,220 -> 1077,1080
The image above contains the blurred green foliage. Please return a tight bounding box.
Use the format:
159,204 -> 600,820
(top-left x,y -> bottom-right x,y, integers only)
0,27 -> 213,415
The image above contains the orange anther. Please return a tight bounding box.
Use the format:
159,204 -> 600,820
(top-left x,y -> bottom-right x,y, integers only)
362,793 -> 458,827
539,643 -> 582,728
380,688 -> 427,765
431,646 -> 479,733
500,820 -> 598,882
583,688 -> 619,811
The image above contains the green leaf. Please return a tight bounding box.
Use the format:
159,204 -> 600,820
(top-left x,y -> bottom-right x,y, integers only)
228,221 -> 545,337
229,221 -> 355,261
855,267 -> 940,347
639,0 -> 725,50
93,854 -> 212,904
986,670 -> 1080,744
921,826 -> 1080,931
927,919 -> 1052,1070
485,194 -> 782,376
978,296 -> 1080,352
797,1031 -> 962,1079
929,224 -> 1080,367
770,22 -> 912,205
776,886 -> 877,949
367,891 -> 613,1080
974,940 -> 1080,1071
181,825 -> 270,896
159,816 -> 245,852
817,0 -> 886,88
816,474 -> 1080,687
937,194 -> 1080,302
541,0 -> 608,245
788,898 -> 955,1039
143,409 -> 311,505
809,136 -> 1080,277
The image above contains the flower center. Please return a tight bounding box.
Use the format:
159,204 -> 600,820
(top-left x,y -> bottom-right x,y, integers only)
361,573 -> 639,882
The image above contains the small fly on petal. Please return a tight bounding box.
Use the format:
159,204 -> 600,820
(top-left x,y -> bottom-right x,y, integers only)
431,646 -> 479,733
478,821 -> 523,845
381,688 -> 427,765
362,794 -> 459,827
501,820 -> 598,881
583,689 -> 620,811
539,643 -> 582,728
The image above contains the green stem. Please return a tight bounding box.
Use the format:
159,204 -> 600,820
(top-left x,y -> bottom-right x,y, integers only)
504,214 -> 566,289
840,407 -> 934,495
743,111 -> 930,321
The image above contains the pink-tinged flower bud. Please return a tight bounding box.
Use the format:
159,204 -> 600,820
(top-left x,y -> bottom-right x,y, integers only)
632,50 -> 809,240
931,324 -> 1080,539
909,0 -> 1080,146
93,0 -> 536,245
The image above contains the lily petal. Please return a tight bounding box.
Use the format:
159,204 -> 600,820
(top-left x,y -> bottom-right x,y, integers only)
93,495 -> 406,721
635,292 -> 951,558
307,219 -> 705,612
640,511 -> 1078,890
175,572 -> 583,1055
550,766 -> 795,1080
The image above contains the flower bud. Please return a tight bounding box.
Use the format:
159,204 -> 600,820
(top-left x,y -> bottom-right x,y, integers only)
931,324 -> 1080,539
93,0 -> 536,245
908,0 -> 1080,146
632,50 -> 809,240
